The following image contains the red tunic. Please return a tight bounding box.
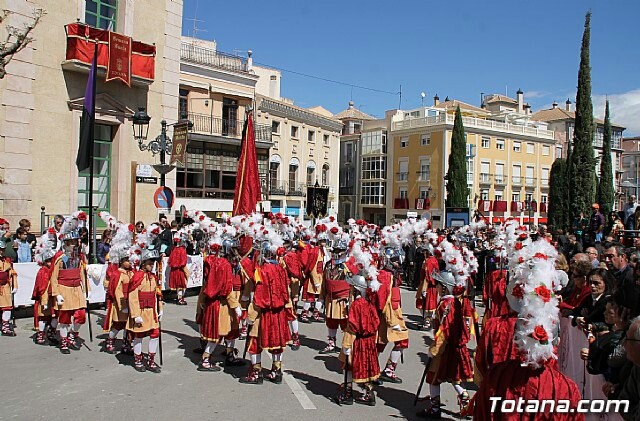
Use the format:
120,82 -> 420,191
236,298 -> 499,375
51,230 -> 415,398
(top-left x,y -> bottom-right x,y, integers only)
254,262 -> 292,350
473,360 -> 584,421
484,270 -> 510,319
283,251 -> 303,279
168,246 -> 187,290
199,256 -> 233,342
31,265 -> 52,328
474,314 -> 519,382
347,297 -> 380,383
417,256 -> 439,311
427,296 -> 473,384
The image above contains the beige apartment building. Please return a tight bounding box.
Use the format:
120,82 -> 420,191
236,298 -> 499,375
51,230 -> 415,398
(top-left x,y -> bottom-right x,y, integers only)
256,95 -> 342,219
175,36 -> 272,217
389,91 -> 557,227
0,0 -> 183,231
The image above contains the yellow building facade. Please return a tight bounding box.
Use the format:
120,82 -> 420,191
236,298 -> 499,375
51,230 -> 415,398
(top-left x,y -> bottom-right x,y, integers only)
389,95 -> 557,227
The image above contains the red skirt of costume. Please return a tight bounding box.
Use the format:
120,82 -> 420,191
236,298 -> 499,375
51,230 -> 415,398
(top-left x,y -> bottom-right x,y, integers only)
351,334 -> 379,382
473,360 -> 584,421
258,308 -> 291,350
428,344 -> 473,384
169,268 -> 187,289
416,285 -> 438,311
484,270 -> 510,320
199,298 -> 222,342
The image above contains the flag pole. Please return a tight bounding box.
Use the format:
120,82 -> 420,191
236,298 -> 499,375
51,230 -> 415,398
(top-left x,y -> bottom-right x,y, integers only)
87,41 -> 98,264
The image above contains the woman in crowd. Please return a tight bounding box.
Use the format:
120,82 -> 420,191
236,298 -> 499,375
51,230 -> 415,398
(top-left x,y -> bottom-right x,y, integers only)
96,229 -> 112,264
78,227 -> 90,256
572,268 -> 616,328
559,259 -> 592,313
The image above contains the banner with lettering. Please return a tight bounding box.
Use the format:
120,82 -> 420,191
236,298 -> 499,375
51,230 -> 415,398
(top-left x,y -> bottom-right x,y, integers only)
106,31 -> 132,86
170,122 -> 189,166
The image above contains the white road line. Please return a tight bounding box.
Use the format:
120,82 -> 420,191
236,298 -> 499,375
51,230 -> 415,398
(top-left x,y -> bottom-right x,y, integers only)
264,352 -> 316,409
283,372 -> 317,410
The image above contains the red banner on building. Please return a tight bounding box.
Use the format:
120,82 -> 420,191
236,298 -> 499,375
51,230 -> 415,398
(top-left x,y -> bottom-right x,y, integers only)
106,31 -> 132,86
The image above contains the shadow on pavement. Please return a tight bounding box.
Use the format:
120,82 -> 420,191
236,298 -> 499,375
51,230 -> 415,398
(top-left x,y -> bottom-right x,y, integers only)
163,328 -> 202,365
314,354 -> 342,374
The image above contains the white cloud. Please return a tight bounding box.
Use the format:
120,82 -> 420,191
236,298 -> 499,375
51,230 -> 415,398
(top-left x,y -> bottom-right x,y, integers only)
593,89 -> 640,135
524,90 -> 550,99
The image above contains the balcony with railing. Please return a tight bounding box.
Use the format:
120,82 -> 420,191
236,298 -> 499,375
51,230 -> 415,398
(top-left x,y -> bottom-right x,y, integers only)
494,174 -> 506,186
181,42 -> 249,73
188,112 -> 272,143
416,171 -> 431,182
266,180 -> 311,197
525,177 -> 537,187
479,173 -> 492,185
392,113 -> 555,140
397,172 -> 409,181
512,176 -> 522,186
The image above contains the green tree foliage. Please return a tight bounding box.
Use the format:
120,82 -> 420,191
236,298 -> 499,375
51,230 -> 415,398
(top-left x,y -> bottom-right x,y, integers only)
596,100 -> 614,218
445,106 -> 469,208
549,159 -> 568,230
568,11 -> 596,219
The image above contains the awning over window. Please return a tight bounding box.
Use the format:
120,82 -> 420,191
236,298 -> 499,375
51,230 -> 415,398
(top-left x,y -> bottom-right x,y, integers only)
270,155 -> 281,164
289,157 -> 300,167
307,160 -> 316,170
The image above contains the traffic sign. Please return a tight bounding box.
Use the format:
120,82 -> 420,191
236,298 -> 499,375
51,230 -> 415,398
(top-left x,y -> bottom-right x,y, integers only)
154,186 -> 174,209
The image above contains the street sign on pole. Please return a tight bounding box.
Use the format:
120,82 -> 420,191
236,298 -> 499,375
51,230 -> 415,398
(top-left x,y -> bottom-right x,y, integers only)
154,186 -> 174,209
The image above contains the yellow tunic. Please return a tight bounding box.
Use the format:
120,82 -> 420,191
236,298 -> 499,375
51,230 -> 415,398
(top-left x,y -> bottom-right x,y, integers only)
377,281 -> 409,344
127,272 -> 163,333
50,255 -> 86,311
106,269 -> 132,323
0,259 -> 17,308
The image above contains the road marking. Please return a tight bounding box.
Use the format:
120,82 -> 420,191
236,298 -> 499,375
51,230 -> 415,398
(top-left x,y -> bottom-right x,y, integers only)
284,372 -> 317,410
264,352 -> 316,409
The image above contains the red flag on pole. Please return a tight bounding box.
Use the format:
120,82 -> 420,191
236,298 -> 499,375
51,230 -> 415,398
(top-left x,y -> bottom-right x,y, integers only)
233,112 -> 261,215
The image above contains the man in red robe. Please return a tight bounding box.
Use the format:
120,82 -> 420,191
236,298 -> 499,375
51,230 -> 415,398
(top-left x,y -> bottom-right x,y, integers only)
416,246 -> 440,329
240,243 -> 292,384
280,240 -> 302,350
336,273 -> 380,406
31,234 -> 57,345
300,235 -> 327,322
168,235 -> 188,305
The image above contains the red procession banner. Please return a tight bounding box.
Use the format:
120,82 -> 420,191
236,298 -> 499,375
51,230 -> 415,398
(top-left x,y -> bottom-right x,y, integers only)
233,112 -> 261,215
106,31 -> 132,86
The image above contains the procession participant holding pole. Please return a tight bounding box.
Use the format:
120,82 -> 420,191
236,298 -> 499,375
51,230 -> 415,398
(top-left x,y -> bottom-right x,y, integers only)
0,239 -> 18,337
31,233 -> 57,344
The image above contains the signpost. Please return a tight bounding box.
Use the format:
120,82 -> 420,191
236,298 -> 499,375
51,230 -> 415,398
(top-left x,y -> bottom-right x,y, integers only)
136,176 -> 158,184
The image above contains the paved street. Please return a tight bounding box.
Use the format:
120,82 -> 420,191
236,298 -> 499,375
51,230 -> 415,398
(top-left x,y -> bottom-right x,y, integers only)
0,288 -> 480,421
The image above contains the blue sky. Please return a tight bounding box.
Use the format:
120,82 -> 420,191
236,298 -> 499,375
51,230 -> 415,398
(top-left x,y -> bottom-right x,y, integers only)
182,0 -> 640,134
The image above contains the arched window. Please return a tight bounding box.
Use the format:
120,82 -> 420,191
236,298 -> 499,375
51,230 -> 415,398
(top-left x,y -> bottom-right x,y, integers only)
306,161 -> 316,185
269,155 -> 281,191
322,163 -> 329,186
288,157 -> 299,193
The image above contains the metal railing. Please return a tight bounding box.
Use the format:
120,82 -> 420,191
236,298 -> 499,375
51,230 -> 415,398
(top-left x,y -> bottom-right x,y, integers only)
266,180 -> 309,197
512,176 -> 522,185
188,112 -> 272,143
392,113 -> 555,139
494,175 -> 506,185
525,177 -> 537,186
416,171 -> 430,181
181,42 -> 248,73
479,173 -> 492,183
397,172 -> 408,181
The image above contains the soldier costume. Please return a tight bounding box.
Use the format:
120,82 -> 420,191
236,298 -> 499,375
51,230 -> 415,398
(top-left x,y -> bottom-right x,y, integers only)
126,247 -> 163,373
372,247 -> 409,384
279,240 -> 302,350
300,233 -> 327,323
50,217 -> 88,354
416,245 -> 440,329
320,236 -> 351,354
31,233 -> 57,344
168,233 -> 188,305
196,239 -> 244,371
0,239 -> 18,336
240,241 -> 292,385
336,265 -> 381,406
102,222 -> 135,354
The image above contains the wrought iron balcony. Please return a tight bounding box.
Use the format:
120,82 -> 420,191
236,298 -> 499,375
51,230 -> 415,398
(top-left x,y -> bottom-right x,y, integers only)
397,172 -> 409,181
187,112 -> 272,143
181,42 -> 248,73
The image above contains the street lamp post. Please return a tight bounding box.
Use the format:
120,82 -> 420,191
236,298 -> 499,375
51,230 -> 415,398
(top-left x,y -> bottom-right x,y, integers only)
132,108 -> 192,188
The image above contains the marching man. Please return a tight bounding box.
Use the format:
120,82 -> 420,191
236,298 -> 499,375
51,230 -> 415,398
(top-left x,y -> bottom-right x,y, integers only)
196,239 -> 244,371
31,233 -> 57,344
126,247 -> 163,373
168,234 -> 189,305
336,271 -> 381,406
240,241 -> 292,385
416,245 -> 440,329
279,239 -> 302,350
50,221 -> 87,354
373,247 -> 409,384
300,232 -> 327,323
0,239 -> 18,336
102,224 -> 134,354
320,237 -> 351,354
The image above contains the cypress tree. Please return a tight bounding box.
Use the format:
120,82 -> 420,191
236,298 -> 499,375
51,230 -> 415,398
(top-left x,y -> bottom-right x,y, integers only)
549,159 -> 568,230
445,106 -> 469,208
569,11 -> 597,219
597,100 -> 614,218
